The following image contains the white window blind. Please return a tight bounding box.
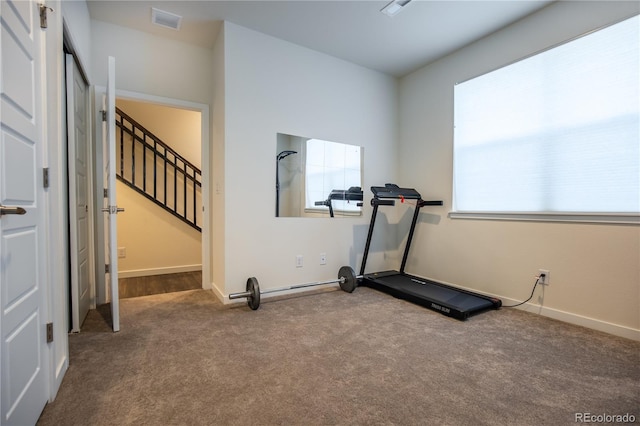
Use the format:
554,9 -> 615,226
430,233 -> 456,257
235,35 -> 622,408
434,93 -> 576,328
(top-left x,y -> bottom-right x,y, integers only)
305,139 -> 361,212
453,15 -> 639,218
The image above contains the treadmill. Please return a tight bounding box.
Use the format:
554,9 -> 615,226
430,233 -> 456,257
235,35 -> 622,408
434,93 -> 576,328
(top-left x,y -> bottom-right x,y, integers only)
314,186 -> 364,217
359,184 -> 501,320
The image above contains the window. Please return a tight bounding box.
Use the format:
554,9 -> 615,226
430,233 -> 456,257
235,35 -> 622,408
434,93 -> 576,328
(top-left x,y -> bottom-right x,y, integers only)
453,15 -> 639,223
305,139 -> 362,213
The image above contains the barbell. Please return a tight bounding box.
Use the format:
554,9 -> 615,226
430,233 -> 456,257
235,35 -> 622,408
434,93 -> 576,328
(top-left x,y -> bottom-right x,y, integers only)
229,266 -> 362,310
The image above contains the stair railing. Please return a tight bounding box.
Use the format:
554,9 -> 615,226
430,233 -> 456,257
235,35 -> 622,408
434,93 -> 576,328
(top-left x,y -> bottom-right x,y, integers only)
115,107 -> 202,232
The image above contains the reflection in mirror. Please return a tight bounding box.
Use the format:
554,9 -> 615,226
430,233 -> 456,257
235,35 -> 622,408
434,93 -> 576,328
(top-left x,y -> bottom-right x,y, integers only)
276,133 -> 363,217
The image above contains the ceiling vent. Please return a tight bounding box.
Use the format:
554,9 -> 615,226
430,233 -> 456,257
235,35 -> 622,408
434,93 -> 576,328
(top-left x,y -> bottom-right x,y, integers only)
151,8 -> 182,31
380,0 -> 413,17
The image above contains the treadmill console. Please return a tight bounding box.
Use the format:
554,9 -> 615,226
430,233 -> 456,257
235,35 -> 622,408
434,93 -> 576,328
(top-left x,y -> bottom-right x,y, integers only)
360,183 -> 499,319
371,184 -> 422,200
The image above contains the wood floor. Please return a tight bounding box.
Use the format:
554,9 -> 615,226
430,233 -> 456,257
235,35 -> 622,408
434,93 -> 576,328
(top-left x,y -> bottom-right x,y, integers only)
118,271 -> 202,299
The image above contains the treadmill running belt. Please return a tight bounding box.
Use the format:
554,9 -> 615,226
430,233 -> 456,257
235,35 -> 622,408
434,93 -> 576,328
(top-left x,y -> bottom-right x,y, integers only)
363,272 -> 496,319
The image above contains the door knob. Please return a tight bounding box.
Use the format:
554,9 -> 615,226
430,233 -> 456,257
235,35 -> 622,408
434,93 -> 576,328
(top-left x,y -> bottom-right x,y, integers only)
0,205 -> 26,216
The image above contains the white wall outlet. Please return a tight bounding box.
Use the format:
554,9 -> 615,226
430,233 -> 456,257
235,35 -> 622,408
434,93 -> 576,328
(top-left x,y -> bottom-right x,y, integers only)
538,269 -> 550,285
296,255 -> 303,268
118,247 -> 126,258
320,253 -> 327,265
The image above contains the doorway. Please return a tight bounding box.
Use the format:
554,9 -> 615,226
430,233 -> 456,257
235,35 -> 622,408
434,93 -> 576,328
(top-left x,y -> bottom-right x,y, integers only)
91,90 -> 211,313
115,98 -> 203,298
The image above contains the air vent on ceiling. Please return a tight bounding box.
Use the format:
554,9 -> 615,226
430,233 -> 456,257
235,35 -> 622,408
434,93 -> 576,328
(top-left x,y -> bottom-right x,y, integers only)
151,7 -> 182,31
380,0 -> 413,17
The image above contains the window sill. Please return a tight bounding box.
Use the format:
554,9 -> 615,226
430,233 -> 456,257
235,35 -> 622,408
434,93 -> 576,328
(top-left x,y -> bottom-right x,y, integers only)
448,211 -> 640,225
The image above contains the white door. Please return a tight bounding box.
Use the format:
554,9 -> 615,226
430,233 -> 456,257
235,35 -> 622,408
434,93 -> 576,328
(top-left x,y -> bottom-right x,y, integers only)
66,54 -> 90,332
103,57 -> 121,332
0,0 -> 50,424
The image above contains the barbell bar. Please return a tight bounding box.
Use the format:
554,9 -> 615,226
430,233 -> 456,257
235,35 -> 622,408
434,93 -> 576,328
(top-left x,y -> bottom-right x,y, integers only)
229,266 -> 362,310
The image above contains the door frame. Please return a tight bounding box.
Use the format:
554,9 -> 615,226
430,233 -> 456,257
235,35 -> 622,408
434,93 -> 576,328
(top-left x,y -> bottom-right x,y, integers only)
92,88 -> 211,303
43,0 -> 98,398
43,1 -> 86,401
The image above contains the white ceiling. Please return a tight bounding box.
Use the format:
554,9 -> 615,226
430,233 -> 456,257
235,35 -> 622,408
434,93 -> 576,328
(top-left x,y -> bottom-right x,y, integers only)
86,0 -> 554,77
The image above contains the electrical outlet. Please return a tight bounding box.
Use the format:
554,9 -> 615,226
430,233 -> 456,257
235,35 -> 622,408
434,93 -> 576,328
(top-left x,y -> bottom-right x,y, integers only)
296,255 -> 303,268
538,269 -> 550,285
118,247 -> 126,258
320,253 -> 327,265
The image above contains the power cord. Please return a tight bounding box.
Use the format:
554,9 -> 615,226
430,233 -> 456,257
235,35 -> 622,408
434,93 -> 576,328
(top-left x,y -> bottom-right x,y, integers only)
502,274 -> 545,308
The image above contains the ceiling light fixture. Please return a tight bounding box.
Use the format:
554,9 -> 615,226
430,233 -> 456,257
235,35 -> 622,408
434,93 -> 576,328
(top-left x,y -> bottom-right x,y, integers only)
151,7 -> 182,31
380,0 -> 413,17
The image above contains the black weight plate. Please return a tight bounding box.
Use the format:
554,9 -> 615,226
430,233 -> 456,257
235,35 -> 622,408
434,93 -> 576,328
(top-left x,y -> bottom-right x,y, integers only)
246,277 -> 261,310
338,266 -> 357,293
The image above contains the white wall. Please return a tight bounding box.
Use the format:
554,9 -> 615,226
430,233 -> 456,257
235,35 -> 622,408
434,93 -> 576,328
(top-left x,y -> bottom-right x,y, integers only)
219,22 -> 399,296
90,20 -> 212,105
116,181 -> 202,276
61,0 -> 92,80
399,1 -> 640,338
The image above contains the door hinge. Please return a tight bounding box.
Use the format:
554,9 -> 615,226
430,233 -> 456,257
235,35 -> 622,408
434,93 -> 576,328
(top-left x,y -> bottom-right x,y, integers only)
39,4 -> 53,29
43,168 -> 49,188
105,264 -> 110,274
104,188 -> 109,198
46,322 -> 53,343
100,110 -> 107,122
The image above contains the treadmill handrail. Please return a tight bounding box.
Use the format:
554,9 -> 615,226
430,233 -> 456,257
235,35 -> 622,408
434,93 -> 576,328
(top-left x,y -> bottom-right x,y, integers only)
360,184 -> 443,276
360,184 -> 424,276
420,200 -> 444,207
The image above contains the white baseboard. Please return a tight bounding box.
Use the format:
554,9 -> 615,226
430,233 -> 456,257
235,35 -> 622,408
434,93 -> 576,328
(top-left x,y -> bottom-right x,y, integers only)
118,264 -> 202,278
425,276 -> 639,341
506,300 -> 640,341
209,281 -> 226,303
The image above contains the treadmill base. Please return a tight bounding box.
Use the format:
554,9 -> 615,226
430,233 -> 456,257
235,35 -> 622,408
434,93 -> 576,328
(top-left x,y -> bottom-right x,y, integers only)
361,271 -> 501,320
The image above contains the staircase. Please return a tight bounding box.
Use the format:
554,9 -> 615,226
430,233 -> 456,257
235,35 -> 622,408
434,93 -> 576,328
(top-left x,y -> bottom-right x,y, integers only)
115,107 -> 202,231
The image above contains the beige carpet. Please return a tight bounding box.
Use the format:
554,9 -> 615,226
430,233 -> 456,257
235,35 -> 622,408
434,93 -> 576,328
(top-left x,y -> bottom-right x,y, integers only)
37,287 -> 639,425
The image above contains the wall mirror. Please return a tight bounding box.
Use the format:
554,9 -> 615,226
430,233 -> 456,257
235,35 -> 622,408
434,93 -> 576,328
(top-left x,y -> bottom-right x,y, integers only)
276,133 -> 363,218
